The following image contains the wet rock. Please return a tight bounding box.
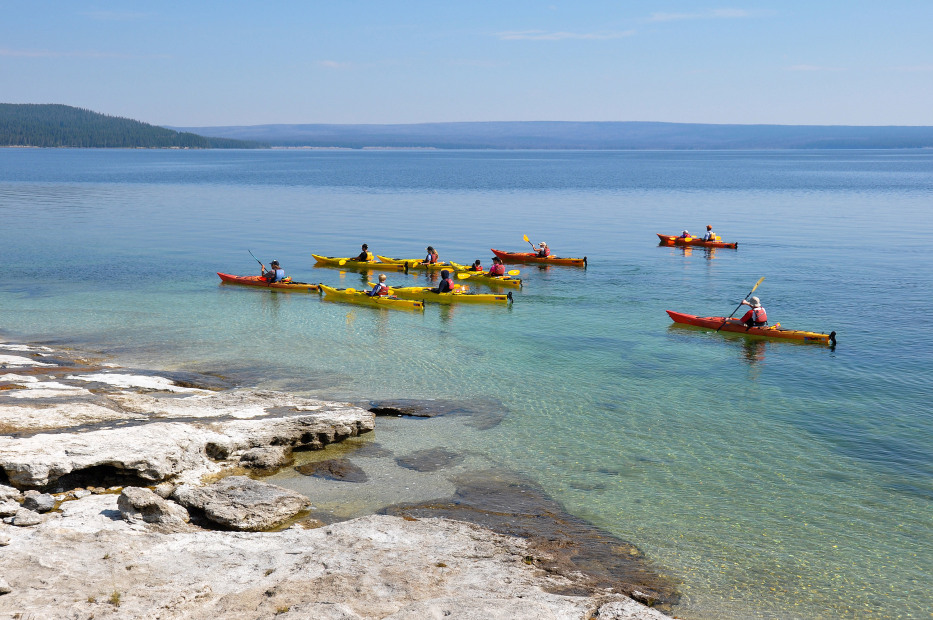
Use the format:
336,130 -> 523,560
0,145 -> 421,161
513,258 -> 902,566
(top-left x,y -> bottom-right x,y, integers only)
395,448 -> 463,472
0,502 -> 20,518
117,486 -> 189,526
22,491 -> 56,513
295,458 -> 368,483
367,397 -> 507,430
383,470 -> 680,613
0,484 -> 21,502
173,476 -> 309,531
9,508 -> 42,527
240,446 -> 293,470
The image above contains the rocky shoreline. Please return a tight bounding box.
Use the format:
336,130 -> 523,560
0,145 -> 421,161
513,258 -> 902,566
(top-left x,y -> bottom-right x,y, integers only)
0,340 -> 678,619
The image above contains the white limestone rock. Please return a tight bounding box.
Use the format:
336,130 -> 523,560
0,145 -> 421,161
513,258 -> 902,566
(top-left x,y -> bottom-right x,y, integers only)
173,476 -> 309,531
117,487 -> 190,527
22,491 -> 56,513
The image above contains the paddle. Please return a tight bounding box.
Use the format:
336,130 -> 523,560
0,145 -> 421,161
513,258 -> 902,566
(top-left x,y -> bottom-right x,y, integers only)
507,269 -> 520,276
338,259 -> 347,266
248,249 -> 265,271
717,277 -> 765,331
522,234 -> 536,251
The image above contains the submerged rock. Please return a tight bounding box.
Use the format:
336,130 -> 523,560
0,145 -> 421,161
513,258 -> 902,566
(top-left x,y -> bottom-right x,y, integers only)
395,447 -> 464,472
367,397 -> 507,430
173,476 -> 309,531
294,458 -> 368,483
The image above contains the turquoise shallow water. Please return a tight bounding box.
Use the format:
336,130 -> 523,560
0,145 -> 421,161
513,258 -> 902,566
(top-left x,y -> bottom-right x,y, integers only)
1,149 -> 931,618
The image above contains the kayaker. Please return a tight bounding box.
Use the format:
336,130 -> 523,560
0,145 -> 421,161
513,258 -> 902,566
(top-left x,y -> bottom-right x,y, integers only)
536,242 -> 550,258
737,297 -> 768,327
703,225 -> 715,241
488,257 -> 505,276
422,246 -> 439,265
367,274 -> 389,297
433,269 -> 454,293
680,230 -> 691,238
469,259 -> 483,272
354,244 -> 372,262
262,260 -> 285,283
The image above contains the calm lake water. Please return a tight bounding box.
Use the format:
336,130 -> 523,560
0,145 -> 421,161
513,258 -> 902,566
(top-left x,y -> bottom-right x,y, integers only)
1,148 -> 930,619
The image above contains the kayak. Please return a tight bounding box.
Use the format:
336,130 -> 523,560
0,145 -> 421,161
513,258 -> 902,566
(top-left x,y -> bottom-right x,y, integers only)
217,272 -> 320,293
667,311 -> 836,345
657,234 -> 738,249
376,256 -> 458,271
490,249 -> 587,267
312,254 -> 406,271
374,284 -> 513,305
447,263 -> 523,288
318,284 -> 425,311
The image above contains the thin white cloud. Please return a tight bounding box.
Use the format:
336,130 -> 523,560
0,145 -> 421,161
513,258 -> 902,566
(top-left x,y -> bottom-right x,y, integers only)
496,30 -> 635,41
84,11 -> 154,21
648,8 -> 763,22
0,48 -> 167,59
317,60 -> 353,69
786,64 -> 845,72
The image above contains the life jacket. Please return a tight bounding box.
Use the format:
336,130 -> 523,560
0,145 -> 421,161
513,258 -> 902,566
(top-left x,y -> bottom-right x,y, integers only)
426,252 -> 438,264
488,264 -> 505,276
471,264 -> 483,271
752,307 -> 767,323
372,283 -> 389,296
537,248 -> 550,257
437,278 -> 453,293
267,268 -> 285,282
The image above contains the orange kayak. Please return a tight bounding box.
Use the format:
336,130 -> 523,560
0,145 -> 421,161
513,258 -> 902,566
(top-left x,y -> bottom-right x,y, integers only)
657,234 -> 738,249
217,272 -> 320,293
490,249 -> 587,267
667,311 -> 836,345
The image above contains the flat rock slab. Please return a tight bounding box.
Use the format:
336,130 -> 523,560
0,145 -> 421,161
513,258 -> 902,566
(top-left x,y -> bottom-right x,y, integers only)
173,476 -> 310,531
294,458 -> 368,483
395,448 -> 464,472
367,397 -> 507,430
0,504 -> 669,620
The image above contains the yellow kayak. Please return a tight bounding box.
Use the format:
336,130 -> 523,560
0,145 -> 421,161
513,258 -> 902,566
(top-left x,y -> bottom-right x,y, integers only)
313,254 -> 406,271
373,284 -> 513,305
448,262 -> 523,288
376,255 -> 458,271
318,284 -> 425,311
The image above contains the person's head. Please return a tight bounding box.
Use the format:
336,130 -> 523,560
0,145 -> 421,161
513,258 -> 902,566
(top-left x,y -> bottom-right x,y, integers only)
378,274 -> 386,282
271,260 -> 280,268
361,244 -> 368,250
539,242 -> 547,248
682,230 -> 689,235
427,246 -> 435,253
441,269 -> 450,278
493,257 -> 502,264
749,296 -> 761,307
473,259 -> 481,266
707,225 -> 712,230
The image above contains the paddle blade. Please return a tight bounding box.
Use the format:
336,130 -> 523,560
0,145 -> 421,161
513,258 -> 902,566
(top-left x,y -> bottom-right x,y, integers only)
750,276 -> 765,293
456,272 -> 471,279
338,259 -> 347,266
507,269 -> 520,276
523,234 -> 530,243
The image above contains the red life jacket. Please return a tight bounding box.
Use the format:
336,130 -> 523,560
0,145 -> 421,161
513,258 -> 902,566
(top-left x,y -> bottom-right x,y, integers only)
488,264 -> 505,276
752,307 -> 767,323
537,248 -> 550,257
471,264 -> 483,271
426,252 -> 438,264
373,283 -> 389,296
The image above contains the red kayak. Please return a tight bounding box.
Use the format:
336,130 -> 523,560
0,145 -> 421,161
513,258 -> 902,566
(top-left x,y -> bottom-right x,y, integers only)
217,272 -> 320,293
667,311 -> 836,345
490,249 -> 587,267
657,234 -> 738,249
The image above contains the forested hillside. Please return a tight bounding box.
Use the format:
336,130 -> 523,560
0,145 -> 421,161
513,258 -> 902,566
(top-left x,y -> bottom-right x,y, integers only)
0,104 -> 263,148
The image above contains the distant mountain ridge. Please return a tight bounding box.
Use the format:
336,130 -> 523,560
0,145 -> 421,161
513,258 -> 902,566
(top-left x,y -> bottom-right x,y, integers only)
0,104 -> 263,149
171,120 -> 933,150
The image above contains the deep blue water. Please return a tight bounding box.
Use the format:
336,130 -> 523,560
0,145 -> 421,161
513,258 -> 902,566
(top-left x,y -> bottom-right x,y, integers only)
1,148 -> 931,619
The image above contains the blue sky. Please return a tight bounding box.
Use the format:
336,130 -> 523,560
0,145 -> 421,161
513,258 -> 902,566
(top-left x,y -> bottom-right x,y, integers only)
2,1 -> 931,126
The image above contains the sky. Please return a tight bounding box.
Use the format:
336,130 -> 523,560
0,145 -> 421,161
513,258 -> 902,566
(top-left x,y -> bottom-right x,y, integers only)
2,1 -> 931,127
